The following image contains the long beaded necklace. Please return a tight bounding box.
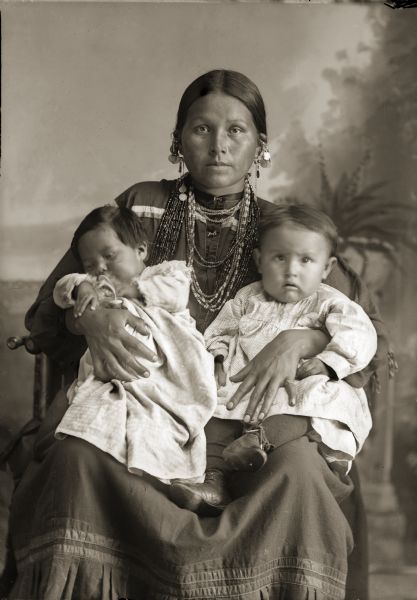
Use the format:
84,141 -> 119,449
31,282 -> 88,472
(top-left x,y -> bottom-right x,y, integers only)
149,174 -> 259,312
148,174 -> 189,266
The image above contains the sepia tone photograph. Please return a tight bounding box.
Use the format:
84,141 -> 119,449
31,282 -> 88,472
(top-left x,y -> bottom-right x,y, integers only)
0,2 -> 416,599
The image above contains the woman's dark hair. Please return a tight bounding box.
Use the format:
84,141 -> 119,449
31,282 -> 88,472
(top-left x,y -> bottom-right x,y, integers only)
174,69 -> 267,137
258,202 -> 338,256
71,205 -> 147,262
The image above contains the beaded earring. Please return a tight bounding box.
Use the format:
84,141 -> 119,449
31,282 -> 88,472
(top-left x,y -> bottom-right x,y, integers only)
259,140 -> 271,169
168,133 -> 184,174
254,140 -> 271,179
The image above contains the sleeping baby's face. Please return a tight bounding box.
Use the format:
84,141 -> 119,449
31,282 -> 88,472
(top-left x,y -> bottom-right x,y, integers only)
78,224 -> 147,286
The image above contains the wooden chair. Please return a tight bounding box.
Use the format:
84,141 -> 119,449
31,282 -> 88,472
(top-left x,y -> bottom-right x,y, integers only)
1,335 -> 74,473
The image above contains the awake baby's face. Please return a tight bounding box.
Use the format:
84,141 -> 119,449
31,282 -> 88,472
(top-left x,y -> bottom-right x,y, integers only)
254,224 -> 336,303
77,224 -> 147,287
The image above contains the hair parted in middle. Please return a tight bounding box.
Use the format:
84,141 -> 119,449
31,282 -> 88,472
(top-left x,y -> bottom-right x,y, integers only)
258,202 -> 339,256
173,69 -> 268,141
71,205 -> 148,262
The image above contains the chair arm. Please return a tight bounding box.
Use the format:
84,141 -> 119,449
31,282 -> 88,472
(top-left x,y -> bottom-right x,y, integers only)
6,335 -> 41,355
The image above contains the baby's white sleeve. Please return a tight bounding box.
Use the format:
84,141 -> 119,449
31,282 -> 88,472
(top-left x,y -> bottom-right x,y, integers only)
316,298 -> 378,379
53,273 -> 94,308
134,260 -> 191,313
204,292 -> 246,358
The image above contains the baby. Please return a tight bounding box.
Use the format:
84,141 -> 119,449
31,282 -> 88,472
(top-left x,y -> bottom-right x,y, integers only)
204,203 -> 377,475
53,205 -> 217,484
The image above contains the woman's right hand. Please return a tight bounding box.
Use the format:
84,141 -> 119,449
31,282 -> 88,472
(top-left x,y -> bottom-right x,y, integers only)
227,329 -> 329,423
66,305 -> 158,381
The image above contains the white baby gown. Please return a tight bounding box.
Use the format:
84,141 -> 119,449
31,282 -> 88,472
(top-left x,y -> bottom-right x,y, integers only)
53,261 -> 217,483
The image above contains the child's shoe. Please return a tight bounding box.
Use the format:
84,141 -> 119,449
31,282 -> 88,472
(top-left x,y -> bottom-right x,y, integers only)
169,469 -> 231,516
222,427 -> 270,472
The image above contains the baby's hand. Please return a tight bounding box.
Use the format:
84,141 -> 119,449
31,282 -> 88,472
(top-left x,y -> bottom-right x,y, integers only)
296,357 -> 330,379
74,281 -> 100,318
214,356 -> 227,389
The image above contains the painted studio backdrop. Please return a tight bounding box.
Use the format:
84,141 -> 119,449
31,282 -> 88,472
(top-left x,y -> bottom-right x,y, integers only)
1,1 -> 417,574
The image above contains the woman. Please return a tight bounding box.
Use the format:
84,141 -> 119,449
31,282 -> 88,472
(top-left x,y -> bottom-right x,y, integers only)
9,70 -> 386,599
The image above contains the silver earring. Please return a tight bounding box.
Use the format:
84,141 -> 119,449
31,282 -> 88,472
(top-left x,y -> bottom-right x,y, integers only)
259,141 -> 271,168
168,133 -> 183,172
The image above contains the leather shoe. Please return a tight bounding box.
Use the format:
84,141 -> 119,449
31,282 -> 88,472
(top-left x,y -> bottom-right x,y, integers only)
169,469 -> 231,516
222,431 -> 268,472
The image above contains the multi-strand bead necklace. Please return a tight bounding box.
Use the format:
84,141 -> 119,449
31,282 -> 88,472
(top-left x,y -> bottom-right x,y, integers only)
149,174 -> 259,312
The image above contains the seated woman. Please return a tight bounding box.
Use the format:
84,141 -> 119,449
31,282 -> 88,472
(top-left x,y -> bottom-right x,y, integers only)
8,69 -> 388,600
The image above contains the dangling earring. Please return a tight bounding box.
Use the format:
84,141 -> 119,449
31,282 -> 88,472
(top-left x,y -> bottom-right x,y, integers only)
254,140 -> 271,180
259,140 -> 271,169
168,133 -> 184,174
252,139 -> 271,195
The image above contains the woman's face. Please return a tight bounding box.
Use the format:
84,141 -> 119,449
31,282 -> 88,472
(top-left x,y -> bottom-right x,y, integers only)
180,92 -> 261,196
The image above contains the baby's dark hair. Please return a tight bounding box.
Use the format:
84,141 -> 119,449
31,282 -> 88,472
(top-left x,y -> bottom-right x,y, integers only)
258,202 -> 338,256
71,205 -> 147,262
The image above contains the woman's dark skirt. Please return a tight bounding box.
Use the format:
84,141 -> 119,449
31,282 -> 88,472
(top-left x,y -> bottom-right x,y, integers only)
7,422 -> 367,600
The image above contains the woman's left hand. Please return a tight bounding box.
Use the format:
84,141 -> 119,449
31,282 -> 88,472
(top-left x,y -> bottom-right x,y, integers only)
227,329 -> 328,423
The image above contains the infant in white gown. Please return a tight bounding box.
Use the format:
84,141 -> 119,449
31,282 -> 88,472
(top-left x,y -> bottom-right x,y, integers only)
53,205 -> 217,484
